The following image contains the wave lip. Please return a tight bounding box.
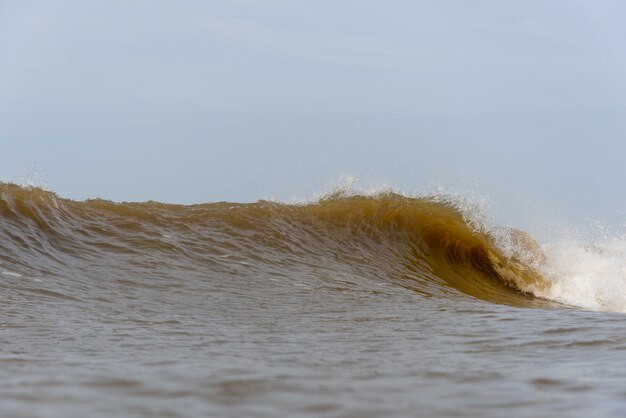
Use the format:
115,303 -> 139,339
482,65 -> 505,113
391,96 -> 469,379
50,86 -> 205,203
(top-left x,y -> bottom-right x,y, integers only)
0,183 -> 622,312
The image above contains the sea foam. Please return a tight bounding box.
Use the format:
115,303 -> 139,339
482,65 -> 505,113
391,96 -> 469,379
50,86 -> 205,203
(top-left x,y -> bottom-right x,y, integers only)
536,236 -> 626,313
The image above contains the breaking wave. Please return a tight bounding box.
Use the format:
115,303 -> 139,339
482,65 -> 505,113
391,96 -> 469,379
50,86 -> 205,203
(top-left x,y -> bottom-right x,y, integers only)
0,183 -> 624,312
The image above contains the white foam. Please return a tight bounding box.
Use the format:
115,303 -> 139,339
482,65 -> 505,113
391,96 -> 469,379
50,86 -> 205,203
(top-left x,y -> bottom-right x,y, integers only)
12,164 -> 49,190
534,236 -> 626,313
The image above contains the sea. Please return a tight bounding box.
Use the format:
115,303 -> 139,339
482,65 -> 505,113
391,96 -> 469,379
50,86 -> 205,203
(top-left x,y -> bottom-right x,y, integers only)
1,182 -> 626,417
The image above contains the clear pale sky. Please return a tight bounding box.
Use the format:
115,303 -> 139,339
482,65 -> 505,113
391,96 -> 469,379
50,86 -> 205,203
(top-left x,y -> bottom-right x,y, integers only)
1,1 -> 625,232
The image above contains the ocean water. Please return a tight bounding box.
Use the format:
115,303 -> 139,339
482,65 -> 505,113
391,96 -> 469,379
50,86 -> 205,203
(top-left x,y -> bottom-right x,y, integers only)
1,183 -> 626,417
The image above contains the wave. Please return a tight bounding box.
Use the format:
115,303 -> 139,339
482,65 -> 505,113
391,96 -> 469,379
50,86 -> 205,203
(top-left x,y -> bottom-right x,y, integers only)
0,183 -> 623,312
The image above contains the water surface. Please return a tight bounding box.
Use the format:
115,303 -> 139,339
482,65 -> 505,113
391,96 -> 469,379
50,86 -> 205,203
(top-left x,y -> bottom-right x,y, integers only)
1,184 -> 625,417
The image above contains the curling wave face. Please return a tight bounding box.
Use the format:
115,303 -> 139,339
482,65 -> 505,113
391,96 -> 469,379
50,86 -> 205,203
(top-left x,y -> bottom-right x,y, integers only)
0,183 -> 623,312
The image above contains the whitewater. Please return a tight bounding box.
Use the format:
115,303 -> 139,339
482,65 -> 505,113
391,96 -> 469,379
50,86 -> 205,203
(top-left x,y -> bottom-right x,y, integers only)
1,182 -> 626,418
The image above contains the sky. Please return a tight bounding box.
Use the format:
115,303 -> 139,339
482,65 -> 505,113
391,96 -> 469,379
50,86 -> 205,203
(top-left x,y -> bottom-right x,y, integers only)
1,0 -> 626,233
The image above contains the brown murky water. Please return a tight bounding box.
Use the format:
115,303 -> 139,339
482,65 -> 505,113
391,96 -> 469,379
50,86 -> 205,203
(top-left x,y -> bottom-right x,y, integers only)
2,184 -> 626,417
